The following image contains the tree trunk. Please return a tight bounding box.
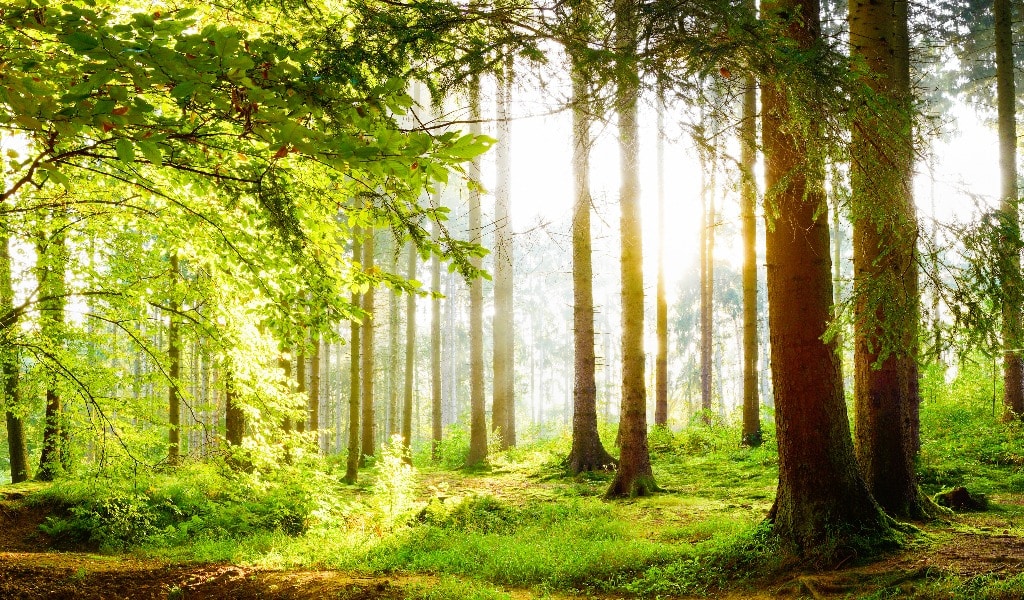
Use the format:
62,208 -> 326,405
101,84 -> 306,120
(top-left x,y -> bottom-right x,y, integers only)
388,242 -> 400,437
311,334 -> 321,439
568,47 -> 616,474
361,229 -> 376,464
761,0 -> 889,552
467,77 -> 488,467
492,55 -> 516,449
740,67 -> 761,447
431,199 -> 443,460
168,254 -> 182,466
403,241 -> 416,457
345,234 -> 362,483
850,0 -> 931,520
655,90 -> 669,428
699,139 -> 715,423
36,217 -> 68,480
995,0 -> 1024,418
224,365 -> 248,470
607,0 -> 656,498
296,347 -> 306,433
2,229 -> 28,483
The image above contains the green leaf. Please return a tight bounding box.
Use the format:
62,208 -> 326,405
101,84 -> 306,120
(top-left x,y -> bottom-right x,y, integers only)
138,141 -> 162,166
65,32 -> 100,52
115,139 -> 135,163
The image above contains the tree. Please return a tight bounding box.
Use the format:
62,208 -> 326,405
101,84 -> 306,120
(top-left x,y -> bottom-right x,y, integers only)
994,0 -> 1023,419
739,57 -> 761,447
2,231 -> 29,483
36,211 -> 70,479
467,77 -> 488,467
492,56 -> 516,449
361,228 -> 377,465
567,14 -> 617,473
699,132 -> 716,422
849,0 -> 930,519
655,91 -> 669,428
761,0 -> 889,551
167,254 -> 182,466
606,0 -> 657,498
402,240 -> 416,457
431,198 -> 443,460
345,235 -> 363,483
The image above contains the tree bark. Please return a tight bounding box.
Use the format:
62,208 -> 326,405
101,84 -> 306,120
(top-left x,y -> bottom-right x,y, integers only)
607,0 -> 656,498
492,55 -> 516,449
36,216 -> 68,480
850,0 -> 930,520
995,0 -> 1024,418
568,45 -> 616,474
699,139 -> 715,423
2,229 -> 28,483
310,334 -> 321,439
761,0 -> 889,552
361,229 -> 376,464
740,68 -> 761,447
431,199 -> 443,460
296,347 -> 306,433
403,241 -> 416,457
467,77 -> 488,467
655,90 -> 669,428
345,234 -> 362,483
168,254 -> 182,466
388,242 -> 400,437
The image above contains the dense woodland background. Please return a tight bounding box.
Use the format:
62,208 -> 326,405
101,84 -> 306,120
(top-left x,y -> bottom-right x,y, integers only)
3,0 -> 1024,597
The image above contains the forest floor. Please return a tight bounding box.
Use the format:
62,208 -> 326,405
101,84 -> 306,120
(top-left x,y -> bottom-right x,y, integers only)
3,481 -> 1024,599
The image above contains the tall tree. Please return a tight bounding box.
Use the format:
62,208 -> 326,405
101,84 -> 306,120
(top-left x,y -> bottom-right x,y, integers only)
167,254 -> 182,466
361,228 -> 377,465
740,61 -> 761,447
402,241 -> 416,456
492,55 -> 516,449
310,334 -> 321,438
467,77 -> 488,467
699,136 -> 715,422
850,0 -> 930,519
655,91 -> 669,428
296,346 -> 307,433
36,213 -> 69,479
2,232 -> 29,483
995,0 -> 1023,418
761,0 -> 888,550
345,235 -> 362,483
431,198 -> 443,460
567,22 -> 616,473
607,0 -> 657,498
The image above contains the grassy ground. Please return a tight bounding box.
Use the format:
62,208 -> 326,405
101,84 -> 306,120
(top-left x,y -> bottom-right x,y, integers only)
4,374 -> 1024,598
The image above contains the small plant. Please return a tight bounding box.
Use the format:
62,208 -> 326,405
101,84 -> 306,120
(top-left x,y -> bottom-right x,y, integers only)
373,434 -> 419,530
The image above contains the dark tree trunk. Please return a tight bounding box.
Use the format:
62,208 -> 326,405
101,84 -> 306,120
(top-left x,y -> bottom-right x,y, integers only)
568,48 -> 616,474
224,366 -> 248,470
3,231 -> 28,482
761,0 -> 889,552
345,235 -> 362,483
36,217 -> 68,480
740,67 -> 761,447
361,229 -> 376,464
607,0 -> 656,498
492,56 -> 516,449
850,0 -> 931,520
995,0 -> 1024,418
467,77 -> 488,467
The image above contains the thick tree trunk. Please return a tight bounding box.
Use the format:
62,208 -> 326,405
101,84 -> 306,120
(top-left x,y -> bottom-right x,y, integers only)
607,0 -> 656,498
345,235 -> 362,483
403,241 -> 416,457
655,91 -> 669,428
568,52 -> 616,474
492,56 -> 516,449
361,229 -> 376,464
431,202 -> 443,460
36,218 -> 68,480
467,78 -> 488,467
995,0 -> 1024,418
761,0 -> 888,552
168,254 -> 182,466
850,0 -> 930,520
740,71 -> 761,447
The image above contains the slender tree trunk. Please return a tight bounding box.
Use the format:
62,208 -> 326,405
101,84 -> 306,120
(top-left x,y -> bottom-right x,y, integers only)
361,229 -> 376,464
740,67 -> 761,446
431,198 -> 443,460
995,0 -> 1024,418
850,0 -> 931,520
2,230 -> 28,483
607,0 -> 657,498
296,347 -> 306,433
655,91 -> 669,428
168,255 -> 182,466
311,334 -> 321,438
492,55 -> 516,449
761,0 -> 888,552
345,234 -> 362,482
467,78 -> 488,467
568,45 -> 616,473
403,241 -> 416,457
699,139 -> 715,422
36,216 -> 68,480
388,242 -> 400,437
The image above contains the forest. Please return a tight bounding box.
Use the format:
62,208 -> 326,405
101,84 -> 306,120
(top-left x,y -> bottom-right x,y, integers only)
2,0 -> 1024,598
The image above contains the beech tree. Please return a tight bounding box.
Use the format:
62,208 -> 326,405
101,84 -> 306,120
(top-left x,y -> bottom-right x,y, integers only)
492,57 -> 516,449
467,78 -> 488,467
